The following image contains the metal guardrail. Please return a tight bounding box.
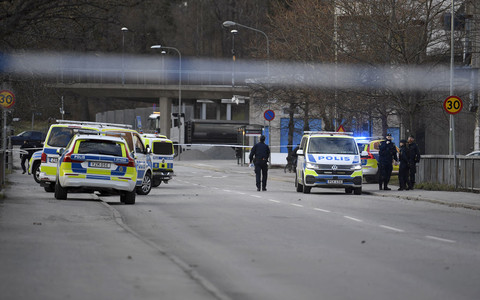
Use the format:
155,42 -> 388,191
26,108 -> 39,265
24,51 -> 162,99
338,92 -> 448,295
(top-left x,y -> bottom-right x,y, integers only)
417,155 -> 480,191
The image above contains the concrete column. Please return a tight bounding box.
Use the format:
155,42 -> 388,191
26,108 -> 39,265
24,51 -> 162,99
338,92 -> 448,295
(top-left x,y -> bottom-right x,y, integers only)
201,103 -> 207,119
159,97 -> 171,137
227,103 -> 232,120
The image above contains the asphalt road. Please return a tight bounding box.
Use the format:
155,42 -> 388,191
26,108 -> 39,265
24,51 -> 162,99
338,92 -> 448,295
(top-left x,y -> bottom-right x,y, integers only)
2,158 -> 480,300
114,162 -> 480,300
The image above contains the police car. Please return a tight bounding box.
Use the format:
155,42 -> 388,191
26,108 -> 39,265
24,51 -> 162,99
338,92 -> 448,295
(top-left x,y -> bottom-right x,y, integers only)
141,133 -> 174,187
356,137 -> 399,183
54,134 -> 137,204
37,120 -> 153,196
295,131 -> 363,195
29,150 -> 43,183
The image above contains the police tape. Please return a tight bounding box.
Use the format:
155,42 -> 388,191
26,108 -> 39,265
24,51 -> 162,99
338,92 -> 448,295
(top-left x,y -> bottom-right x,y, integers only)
172,143 -> 299,149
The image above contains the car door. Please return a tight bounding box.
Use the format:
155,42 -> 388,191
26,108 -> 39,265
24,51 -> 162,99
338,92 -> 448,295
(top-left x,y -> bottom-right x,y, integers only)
132,132 -> 148,186
296,136 -> 308,184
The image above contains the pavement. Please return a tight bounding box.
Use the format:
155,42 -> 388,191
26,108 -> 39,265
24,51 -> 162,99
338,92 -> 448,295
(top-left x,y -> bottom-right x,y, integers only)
178,159 -> 480,211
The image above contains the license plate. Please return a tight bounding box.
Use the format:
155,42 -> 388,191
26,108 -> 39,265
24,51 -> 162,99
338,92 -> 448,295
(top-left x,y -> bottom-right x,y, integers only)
327,180 -> 343,184
88,161 -> 111,169
49,157 -> 58,163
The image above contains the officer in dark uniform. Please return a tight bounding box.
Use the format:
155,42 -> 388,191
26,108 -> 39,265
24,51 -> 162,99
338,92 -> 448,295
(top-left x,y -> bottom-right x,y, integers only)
378,133 -> 398,190
249,135 -> 270,191
397,139 -> 409,190
20,140 -> 35,174
406,135 -> 421,190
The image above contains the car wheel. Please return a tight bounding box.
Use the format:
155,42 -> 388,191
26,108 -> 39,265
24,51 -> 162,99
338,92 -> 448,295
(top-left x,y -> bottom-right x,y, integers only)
152,177 -> 162,187
44,183 -> 55,193
354,187 -> 362,195
295,174 -> 303,192
345,187 -> 353,194
54,181 -> 67,200
32,162 -> 41,183
136,171 -> 152,195
303,186 -> 311,194
121,190 -> 136,205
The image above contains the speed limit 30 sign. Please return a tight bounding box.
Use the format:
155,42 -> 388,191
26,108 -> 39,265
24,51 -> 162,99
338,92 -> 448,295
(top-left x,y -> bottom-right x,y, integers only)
443,95 -> 463,115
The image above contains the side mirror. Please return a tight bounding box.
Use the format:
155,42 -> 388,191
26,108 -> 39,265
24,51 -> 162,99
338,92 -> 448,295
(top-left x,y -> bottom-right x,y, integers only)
361,151 -> 368,157
146,147 -> 151,154
296,149 -> 304,156
56,148 -> 65,155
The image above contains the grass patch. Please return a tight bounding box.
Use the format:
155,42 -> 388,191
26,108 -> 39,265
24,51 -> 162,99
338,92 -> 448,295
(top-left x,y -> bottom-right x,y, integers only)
415,182 -> 456,191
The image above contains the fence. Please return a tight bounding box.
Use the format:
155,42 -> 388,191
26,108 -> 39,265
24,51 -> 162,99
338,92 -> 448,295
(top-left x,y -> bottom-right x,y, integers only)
417,155 -> 480,191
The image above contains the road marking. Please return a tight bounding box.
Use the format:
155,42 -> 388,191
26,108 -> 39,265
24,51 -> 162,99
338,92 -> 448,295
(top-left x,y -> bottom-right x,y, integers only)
313,208 -> 331,213
344,216 -> 363,222
236,192 -> 246,195
269,199 -> 280,203
425,236 -> 456,243
223,189 -> 231,192
250,195 -> 262,198
380,225 -> 405,232
291,203 -> 303,207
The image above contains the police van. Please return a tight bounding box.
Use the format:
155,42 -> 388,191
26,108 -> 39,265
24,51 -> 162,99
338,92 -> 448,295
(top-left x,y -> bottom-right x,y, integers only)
38,120 -> 153,195
295,131 -> 363,195
141,133 -> 174,187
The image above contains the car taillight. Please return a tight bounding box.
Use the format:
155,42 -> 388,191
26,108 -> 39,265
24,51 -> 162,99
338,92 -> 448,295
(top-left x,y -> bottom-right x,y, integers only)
366,145 -> 375,159
118,153 -> 135,168
41,152 -> 47,163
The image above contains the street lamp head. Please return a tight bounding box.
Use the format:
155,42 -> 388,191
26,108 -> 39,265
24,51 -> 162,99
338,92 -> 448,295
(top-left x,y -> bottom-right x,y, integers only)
223,21 -> 236,28
151,45 -> 162,49
121,27 -> 128,31
161,50 -> 166,54
230,29 -> 238,35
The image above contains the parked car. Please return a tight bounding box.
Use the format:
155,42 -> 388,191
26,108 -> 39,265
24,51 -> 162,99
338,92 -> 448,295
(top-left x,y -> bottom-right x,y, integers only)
466,151 -> 480,157
54,133 -> 137,204
356,137 -> 399,183
11,131 -> 46,146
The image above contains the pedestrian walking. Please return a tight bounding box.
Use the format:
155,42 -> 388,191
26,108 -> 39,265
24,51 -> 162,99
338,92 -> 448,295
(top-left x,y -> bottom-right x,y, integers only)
406,135 -> 421,190
397,139 -> 409,190
378,133 -> 398,190
249,135 -> 270,191
20,140 -> 35,174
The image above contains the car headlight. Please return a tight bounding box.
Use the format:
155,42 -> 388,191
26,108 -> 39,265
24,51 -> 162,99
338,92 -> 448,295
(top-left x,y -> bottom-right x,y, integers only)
351,164 -> 362,170
306,162 -> 317,169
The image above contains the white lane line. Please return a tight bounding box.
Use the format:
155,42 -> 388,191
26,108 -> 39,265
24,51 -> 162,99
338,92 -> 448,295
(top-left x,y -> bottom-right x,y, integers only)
344,216 -> 363,222
425,236 -> 456,243
314,208 -> 331,213
380,225 -> 405,233
237,192 -> 246,195
269,199 -> 280,203
291,203 -> 304,207
250,195 -> 262,198
223,189 -> 231,192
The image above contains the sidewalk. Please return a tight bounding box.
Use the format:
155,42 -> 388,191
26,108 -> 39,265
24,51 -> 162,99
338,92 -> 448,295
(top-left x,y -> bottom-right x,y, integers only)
179,159 -> 480,211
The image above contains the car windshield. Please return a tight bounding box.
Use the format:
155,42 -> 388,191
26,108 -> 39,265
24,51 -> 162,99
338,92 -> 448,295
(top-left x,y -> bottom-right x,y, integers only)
308,137 -> 358,155
152,141 -> 173,155
77,140 -> 123,157
47,127 -> 75,147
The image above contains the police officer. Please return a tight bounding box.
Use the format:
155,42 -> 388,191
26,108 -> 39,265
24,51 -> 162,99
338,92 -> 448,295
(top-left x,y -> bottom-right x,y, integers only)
406,135 -> 421,190
397,139 -> 409,190
249,135 -> 270,191
378,133 -> 398,190
20,140 -> 35,174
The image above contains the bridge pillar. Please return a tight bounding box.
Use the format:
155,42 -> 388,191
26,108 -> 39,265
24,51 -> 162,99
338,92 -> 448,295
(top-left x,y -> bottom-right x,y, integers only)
159,97 -> 171,137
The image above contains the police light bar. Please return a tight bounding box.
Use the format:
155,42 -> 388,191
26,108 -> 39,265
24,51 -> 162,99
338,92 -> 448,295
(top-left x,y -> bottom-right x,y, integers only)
56,119 -> 132,129
304,131 -> 354,136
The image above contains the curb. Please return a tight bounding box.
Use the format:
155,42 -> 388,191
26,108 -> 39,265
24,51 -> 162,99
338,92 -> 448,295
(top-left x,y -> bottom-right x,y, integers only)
363,191 -> 480,211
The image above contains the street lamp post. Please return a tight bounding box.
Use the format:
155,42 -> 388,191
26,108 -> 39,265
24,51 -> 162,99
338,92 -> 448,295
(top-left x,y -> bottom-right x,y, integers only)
222,21 -> 269,77
230,29 -> 238,88
151,45 -> 182,157
121,27 -> 128,85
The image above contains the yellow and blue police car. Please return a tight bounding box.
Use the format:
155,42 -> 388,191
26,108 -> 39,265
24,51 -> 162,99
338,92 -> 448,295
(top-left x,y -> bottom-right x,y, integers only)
141,133 -> 174,187
295,131 -> 363,195
356,137 -> 399,183
54,133 -> 137,204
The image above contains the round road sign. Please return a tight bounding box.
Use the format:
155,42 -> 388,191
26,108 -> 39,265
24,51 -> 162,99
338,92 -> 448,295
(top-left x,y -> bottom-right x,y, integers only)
264,109 -> 275,121
443,96 -> 463,115
0,90 -> 15,109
